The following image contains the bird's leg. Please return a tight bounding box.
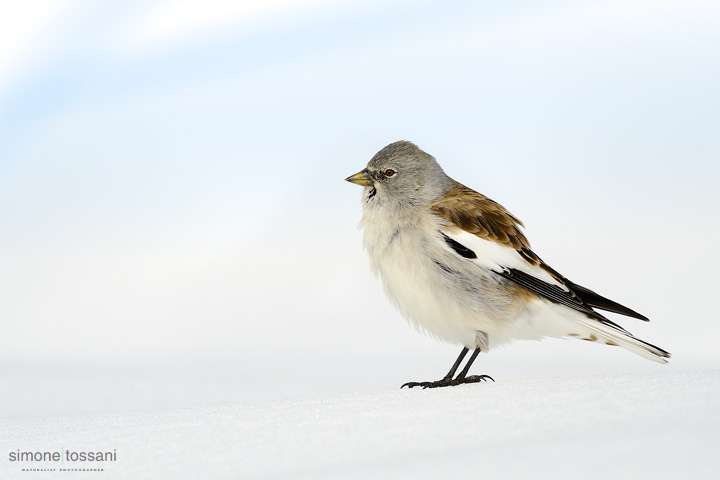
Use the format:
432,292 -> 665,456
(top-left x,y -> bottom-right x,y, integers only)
442,346 -> 470,381
453,347 -> 494,385
401,347 -> 493,389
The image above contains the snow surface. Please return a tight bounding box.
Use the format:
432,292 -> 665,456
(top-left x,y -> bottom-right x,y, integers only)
2,370 -> 718,479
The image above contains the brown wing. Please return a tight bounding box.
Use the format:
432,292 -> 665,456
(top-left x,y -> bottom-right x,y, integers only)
431,181 -> 530,250
431,181 -> 649,322
431,181 -> 565,281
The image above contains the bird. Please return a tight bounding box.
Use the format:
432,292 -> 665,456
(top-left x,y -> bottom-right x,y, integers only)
345,140 -> 670,389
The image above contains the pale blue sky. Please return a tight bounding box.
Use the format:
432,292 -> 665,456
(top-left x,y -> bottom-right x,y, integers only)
1,0 -> 718,382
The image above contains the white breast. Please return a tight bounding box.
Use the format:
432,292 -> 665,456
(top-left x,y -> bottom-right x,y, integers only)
360,205 -> 522,348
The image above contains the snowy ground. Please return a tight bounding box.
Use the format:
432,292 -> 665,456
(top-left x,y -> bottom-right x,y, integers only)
2,369 -> 718,479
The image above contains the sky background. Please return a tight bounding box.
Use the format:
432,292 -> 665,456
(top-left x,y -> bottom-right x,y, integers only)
1,0 -> 718,416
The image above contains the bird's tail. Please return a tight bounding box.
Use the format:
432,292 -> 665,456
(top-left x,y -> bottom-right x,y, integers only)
572,316 -> 671,363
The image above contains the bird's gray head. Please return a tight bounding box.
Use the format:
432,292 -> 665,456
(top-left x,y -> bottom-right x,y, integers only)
345,141 -> 451,209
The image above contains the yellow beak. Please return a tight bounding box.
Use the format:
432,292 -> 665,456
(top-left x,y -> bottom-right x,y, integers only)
345,169 -> 372,186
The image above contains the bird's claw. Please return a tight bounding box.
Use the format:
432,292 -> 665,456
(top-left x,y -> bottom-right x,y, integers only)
401,374 -> 494,389
463,374 -> 494,384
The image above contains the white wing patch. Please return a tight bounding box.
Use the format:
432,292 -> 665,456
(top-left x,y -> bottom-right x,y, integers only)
441,228 -> 568,292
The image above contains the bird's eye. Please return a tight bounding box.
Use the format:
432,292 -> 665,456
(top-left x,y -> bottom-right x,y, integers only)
385,169 -> 396,177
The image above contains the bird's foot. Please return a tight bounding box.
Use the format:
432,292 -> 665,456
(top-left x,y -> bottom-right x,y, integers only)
401,374 -> 494,389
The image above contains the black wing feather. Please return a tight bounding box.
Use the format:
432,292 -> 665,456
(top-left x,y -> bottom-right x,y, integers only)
496,268 -> 631,334
441,232 -> 647,331
564,280 -> 649,321
498,269 -> 600,318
